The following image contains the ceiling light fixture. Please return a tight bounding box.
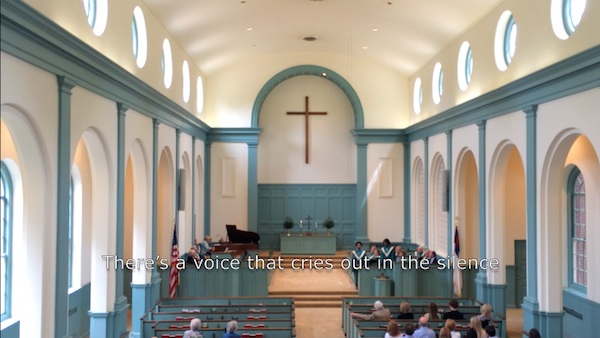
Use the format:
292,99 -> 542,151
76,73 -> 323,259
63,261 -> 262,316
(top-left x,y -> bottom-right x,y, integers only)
303,36 -> 318,42
246,27 -> 253,31
362,46 -> 368,49
372,28 -> 378,32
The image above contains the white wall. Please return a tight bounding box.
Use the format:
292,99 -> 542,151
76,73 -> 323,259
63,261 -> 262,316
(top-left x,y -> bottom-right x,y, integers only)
210,143 -> 249,239
206,52 -> 409,128
258,75 -> 356,184
366,143 -> 404,242
1,52 -> 58,337
409,0 -> 600,125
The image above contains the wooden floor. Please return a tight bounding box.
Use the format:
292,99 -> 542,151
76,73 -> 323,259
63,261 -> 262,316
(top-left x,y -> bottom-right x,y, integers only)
267,252 -> 524,338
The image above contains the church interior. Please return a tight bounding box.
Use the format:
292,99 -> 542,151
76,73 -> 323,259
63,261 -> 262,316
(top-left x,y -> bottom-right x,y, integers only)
1,0 -> 599,337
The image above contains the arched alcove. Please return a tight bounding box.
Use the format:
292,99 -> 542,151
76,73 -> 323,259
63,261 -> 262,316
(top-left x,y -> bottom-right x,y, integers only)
157,147 -> 175,260
412,157 -> 426,245
454,148 -> 479,261
195,155 -> 204,240
488,142 -> 526,285
540,131 -> 600,316
1,105 -> 51,337
429,153 -> 448,256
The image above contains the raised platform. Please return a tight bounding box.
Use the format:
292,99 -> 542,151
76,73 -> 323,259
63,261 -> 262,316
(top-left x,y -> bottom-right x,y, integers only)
268,253 -> 357,308
280,233 -> 337,255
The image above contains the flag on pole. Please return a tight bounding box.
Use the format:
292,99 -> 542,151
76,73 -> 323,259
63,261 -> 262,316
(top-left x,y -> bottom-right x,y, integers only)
453,222 -> 463,297
169,224 -> 179,298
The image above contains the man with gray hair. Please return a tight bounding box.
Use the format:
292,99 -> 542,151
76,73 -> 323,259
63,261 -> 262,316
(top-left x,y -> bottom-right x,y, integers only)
183,318 -> 204,338
350,300 -> 391,321
223,320 -> 241,338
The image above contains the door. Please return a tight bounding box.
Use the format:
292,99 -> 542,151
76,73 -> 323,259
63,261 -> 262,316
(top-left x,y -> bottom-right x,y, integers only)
514,239 -> 526,308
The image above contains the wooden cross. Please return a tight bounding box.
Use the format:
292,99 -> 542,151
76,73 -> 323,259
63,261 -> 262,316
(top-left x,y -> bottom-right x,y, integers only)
287,96 -> 327,163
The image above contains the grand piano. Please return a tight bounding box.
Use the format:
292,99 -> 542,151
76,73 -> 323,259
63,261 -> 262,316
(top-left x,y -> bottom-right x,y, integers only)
226,224 -> 260,244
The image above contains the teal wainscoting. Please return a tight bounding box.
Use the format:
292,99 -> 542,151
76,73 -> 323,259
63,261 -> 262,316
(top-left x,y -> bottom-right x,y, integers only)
561,289 -> 600,338
68,283 -> 91,338
257,184 -> 356,250
0,320 -> 19,338
505,265 -> 517,308
280,234 -> 337,255
461,268 -> 478,302
124,268 -> 132,304
178,263 -> 268,297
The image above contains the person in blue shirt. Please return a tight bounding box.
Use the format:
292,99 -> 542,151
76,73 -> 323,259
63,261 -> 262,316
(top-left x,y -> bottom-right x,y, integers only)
351,241 -> 366,288
412,316 -> 436,338
223,320 -> 241,338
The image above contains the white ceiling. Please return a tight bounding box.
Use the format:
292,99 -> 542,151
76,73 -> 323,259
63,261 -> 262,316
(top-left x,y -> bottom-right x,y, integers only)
143,0 -> 502,76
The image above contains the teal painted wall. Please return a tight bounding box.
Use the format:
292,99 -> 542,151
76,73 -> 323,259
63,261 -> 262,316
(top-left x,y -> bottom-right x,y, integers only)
68,283 -> 91,338
257,184 -> 356,250
562,290 -> 600,338
0,320 -> 19,338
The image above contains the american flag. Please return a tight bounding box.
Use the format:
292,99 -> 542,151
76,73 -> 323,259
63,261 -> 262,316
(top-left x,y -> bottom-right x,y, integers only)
169,224 -> 179,298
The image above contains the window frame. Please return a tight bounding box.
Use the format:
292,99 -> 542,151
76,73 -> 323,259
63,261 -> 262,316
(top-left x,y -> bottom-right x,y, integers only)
563,0 -> 586,36
567,166 -> 587,293
503,15 -> 517,66
1,161 -> 13,321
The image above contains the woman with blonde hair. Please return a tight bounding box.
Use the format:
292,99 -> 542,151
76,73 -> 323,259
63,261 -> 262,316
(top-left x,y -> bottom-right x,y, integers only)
397,301 -> 414,319
384,319 -> 401,338
439,327 -> 452,338
478,304 -> 493,328
444,319 -> 461,338
469,316 -> 489,338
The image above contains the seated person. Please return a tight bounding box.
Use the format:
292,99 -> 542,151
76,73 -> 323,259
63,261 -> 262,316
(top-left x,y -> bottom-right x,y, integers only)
423,302 -> 441,321
397,301 -> 414,319
350,300 -> 391,321
402,323 -> 415,338
528,328 -> 542,338
485,325 -> 499,338
442,298 -> 465,319
181,247 -> 200,266
469,316 -> 487,338
412,317 -> 435,338
477,304 -> 493,328
385,319 -> 402,338
444,319 -> 461,338
196,236 -> 213,257
415,246 -> 426,260
394,245 -> 406,262
439,327 -> 451,338
223,320 -> 241,338
183,318 -> 204,338
427,250 -> 438,265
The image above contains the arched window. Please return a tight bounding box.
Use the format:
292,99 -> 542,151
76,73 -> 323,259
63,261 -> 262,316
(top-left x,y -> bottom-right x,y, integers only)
1,161 -> 13,320
568,167 -> 587,291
